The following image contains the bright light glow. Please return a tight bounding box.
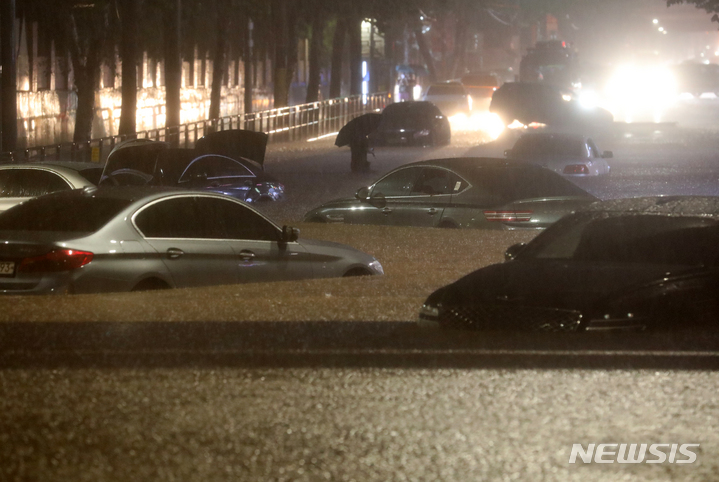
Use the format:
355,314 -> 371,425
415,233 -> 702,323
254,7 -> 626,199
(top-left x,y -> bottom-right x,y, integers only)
307,132 -> 339,142
577,90 -> 599,108
652,19 -> 658,24
413,85 -> 422,100
658,27 -> 664,32
605,64 -> 677,123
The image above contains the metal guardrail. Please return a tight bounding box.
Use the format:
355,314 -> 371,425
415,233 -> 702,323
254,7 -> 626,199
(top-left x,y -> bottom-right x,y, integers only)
1,93 -> 391,164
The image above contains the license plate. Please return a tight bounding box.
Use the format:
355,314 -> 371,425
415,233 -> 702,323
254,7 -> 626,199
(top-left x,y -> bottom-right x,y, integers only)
0,261 -> 15,277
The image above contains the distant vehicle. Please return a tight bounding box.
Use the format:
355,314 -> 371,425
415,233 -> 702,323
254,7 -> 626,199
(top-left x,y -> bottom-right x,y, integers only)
419,196 -> 719,331
369,101 -> 451,147
99,131 -> 284,202
490,82 -> 613,127
0,161 -> 101,212
519,40 -> 579,90
673,62 -> 719,97
505,132 -> 612,177
0,187 -> 383,294
304,158 -> 596,229
460,72 -> 502,99
421,82 -> 472,117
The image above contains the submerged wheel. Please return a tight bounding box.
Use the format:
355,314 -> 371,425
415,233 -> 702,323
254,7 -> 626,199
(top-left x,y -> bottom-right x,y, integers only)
343,267 -> 372,277
131,278 -> 170,292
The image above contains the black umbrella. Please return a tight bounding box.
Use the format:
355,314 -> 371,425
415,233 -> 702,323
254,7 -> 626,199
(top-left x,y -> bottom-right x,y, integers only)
335,113 -> 382,147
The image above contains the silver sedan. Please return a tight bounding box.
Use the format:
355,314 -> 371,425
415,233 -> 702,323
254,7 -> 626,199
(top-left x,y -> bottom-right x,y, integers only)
0,187 -> 383,294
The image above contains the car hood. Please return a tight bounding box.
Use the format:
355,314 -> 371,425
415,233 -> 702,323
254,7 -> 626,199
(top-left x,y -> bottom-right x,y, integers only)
445,260 -> 702,311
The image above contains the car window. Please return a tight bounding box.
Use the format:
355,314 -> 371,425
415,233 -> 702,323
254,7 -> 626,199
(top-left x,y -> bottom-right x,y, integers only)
179,156 -> 253,183
0,195 -> 130,232
210,197 -> 279,241
411,168 -> 468,196
525,214 -> 719,265
0,169 -> 72,197
371,168 -> 421,197
134,196 -> 225,239
470,166 -> 591,203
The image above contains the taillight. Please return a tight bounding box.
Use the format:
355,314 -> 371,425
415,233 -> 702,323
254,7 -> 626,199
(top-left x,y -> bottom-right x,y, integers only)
563,164 -> 589,175
18,249 -> 94,273
483,211 -> 533,222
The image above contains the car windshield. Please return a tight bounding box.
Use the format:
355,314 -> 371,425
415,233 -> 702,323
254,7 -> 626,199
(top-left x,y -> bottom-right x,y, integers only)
513,136 -> 588,157
426,84 -> 465,96
0,195 -> 131,232
520,213 -> 719,265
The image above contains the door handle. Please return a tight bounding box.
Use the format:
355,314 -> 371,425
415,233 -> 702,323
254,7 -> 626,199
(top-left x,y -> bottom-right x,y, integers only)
427,208 -> 439,215
239,249 -> 255,261
381,207 -> 392,215
167,248 -> 184,259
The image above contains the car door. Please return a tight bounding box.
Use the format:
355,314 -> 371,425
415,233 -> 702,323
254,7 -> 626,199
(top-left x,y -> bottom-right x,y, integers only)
132,195 -> 238,288
210,197 -> 314,282
384,167 -> 463,227
361,167 -> 423,225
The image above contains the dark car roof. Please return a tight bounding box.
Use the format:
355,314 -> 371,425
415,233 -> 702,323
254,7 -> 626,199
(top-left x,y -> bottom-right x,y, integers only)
404,157 -> 545,175
581,196 -> 719,217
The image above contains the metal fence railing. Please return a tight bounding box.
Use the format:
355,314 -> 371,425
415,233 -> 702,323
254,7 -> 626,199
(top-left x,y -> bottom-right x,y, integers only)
1,93 -> 391,164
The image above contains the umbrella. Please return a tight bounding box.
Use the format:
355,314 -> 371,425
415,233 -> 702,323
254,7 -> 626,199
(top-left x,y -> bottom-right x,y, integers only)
335,113 -> 382,147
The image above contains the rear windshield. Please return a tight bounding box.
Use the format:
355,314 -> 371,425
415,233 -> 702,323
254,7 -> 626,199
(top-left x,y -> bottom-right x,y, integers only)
461,75 -> 499,87
512,136 -> 588,158
0,195 -> 131,232
521,213 -> 719,266
426,84 -> 466,96
473,166 -> 592,203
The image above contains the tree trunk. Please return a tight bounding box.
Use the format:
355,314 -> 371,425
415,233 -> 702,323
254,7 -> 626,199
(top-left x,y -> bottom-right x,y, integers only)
243,16 -> 254,114
164,0 -> 182,136
329,16 -> 345,99
209,0 -> 230,123
1,0 -> 17,152
348,15 -> 361,96
67,8 -> 107,143
72,60 -> 101,143
272,0 -> 289,107
414,27 -> 437,82
119,0 -> 138,136
305,13 -> 324,103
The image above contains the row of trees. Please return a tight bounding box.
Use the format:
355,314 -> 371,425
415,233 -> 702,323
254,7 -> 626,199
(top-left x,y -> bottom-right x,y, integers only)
3,0 -> 696,152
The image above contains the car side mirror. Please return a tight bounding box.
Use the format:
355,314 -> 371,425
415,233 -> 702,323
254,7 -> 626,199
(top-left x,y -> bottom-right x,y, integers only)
602,150 -> 613,159
504,242 -> 527,262
355,186 -> 370,200
280,225 -> 299,243
504,149 -> 512,158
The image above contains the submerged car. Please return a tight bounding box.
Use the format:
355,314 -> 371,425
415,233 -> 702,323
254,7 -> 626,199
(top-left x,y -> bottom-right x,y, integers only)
99,130 -> 284,202
0,161 -> 102,212
460,72 -> 502,100
490,82 -> 613,127
505,132 -> 612,177
0,187 -> 383,294
369,101 -> 451,147
421,82 -> 472,117
419,196 -> 719,331
304,158 -> 596,229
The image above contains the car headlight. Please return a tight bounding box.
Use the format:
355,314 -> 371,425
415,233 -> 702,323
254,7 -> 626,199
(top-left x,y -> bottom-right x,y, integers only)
368,260 -> 384,275
413,129 -> 430,138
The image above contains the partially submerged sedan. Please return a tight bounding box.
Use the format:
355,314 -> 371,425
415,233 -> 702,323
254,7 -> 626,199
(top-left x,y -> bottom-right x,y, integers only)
304,158 -> 597,229
419,196 -> 719,331
505,132 -> 612,177
0,188 -> 383,294
0,161 -> 102,212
